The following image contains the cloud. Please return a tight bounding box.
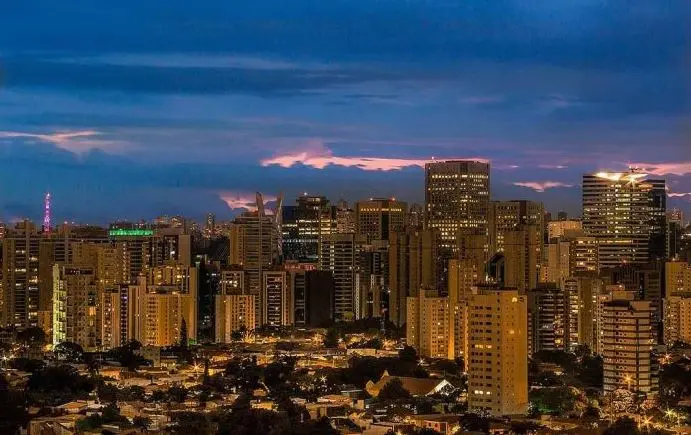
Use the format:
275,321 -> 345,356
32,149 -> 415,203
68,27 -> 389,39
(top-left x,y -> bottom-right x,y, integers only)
538,164 -> 569,169
460,96 -> 505,105
0,130 -> 131,155
629,162 -> 691,176
261,140 -> 489,171
513,181 -> 574,192
218,192 -> 277,211
669,192 -> 691,198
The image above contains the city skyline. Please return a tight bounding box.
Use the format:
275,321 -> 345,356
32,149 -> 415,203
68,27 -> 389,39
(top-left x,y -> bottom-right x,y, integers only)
1,1 -> 690,223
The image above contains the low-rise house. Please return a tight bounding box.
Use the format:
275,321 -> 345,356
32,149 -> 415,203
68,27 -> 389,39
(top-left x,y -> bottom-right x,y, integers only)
365,371 -> 453,398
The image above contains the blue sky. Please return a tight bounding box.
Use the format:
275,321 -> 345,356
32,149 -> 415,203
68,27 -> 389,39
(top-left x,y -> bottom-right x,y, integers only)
0,0 -> 689,223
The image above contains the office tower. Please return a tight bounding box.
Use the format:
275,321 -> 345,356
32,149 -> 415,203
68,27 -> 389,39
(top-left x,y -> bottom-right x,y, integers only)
1,220 -> 41,328
668,221 -> 684,260
527,283 -> 565,355
282,195 -> 335,263
600,292 -> 657,396
262,269 -> 291,327
231,197 -> 281,326
52,265 -> 99,350
503,225 -> 542,293
547,220 -> 582,241
355,198 -> 407,243
129,264 -> 198,347
336,200 -> 356,234
319,233 -> 357,320
291,270 -> 334,327
467,289 -> 528,416
447,258 -> 481,360
425,160 -> 490,251
406,289 -> 450,359
407,203 -> 424,229
358,241 -> 388,319
582,170 -> 666,269
389,229 -> 438,327
488,200 -> 544,254
215,268 -> 256,343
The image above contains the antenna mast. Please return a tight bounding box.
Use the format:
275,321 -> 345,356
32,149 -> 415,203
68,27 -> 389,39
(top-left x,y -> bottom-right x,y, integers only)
43,192 -> 51,234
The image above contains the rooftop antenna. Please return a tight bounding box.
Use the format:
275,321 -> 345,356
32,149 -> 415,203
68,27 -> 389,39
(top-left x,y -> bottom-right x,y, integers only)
43,192 -> 51,234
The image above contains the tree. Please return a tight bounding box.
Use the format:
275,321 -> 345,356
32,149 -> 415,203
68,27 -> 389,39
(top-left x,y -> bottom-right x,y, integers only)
604,416 -> 640,435
167,385 -> 188,403
398,345 -> 417,362
16,327 -> 46,346
171,411 -> 213,435
323,328 -> 340,348
180,318 -> 189,348
53,342 -> 85,363
377,378 -> 412,401
133,416 -> 152,430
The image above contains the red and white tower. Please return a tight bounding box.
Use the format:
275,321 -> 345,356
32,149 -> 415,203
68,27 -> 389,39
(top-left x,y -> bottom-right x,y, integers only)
43,192 -> 51,234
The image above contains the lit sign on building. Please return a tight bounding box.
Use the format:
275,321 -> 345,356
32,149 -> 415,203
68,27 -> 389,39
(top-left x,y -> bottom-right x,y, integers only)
108,229 -> 154,237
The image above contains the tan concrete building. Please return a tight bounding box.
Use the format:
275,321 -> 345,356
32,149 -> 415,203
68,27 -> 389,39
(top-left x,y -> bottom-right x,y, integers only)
406,290 -> 450,359
600,292 -> 657,396
467,289 -> 528,416
489,200 -> 544,254
503,225 -> 542,293
52,265 -> 99,350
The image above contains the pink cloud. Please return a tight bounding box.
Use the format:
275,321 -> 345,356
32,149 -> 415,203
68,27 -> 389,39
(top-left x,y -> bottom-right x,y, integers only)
669,192 -> 691,198
538,164 -> 568,169
0,130 -> 131,154
513,181 -> 574,192
219,192 -> 277,211
628,162 -> 691,176
261,140 -> 488,171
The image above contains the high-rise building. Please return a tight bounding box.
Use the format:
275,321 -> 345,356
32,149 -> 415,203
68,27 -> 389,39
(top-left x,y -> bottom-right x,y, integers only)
355,198 -> 407,243
666,261 -> 691,297
547,220 -> 582,241
358,241 -> 388,319
425,160 -> 490,251
562,276 -> 601,351
489,200 -> 544,254
467,289 -> 528,416
528,283 -> 565,355
291,270 -> 335,327
582,170 -> 666,269
406,289 -> 450,359
231,199 -> 281,326
215,268 -> 256,343
2,220 -> 42,328
389,229 -> 438,326
129,264 -> 198,347
282,195 -> 335,263
663,296 -> 691,345
52,265 -> 99,350
335,200 -> 356,234
503,225 -> 542,293
600,292 -> 657,396
407,203 -> 424,229
319,233 -> 357,320
263,269 -> 291,327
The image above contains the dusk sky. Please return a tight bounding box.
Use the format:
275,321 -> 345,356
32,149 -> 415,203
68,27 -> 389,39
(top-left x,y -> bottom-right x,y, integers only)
1,1 -> 689,223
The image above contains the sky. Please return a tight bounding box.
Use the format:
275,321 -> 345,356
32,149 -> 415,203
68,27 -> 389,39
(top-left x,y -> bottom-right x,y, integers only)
0,0 -> 690,224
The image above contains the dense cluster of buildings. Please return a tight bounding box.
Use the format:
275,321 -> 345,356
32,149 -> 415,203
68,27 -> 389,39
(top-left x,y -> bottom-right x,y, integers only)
1,160 -> 690,420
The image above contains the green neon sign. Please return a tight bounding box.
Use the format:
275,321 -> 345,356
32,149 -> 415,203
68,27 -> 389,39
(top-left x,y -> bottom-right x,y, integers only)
108,229 -> 154,237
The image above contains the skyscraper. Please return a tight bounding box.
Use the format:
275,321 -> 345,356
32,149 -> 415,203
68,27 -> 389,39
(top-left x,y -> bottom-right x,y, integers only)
319,233 -> 357,320
281,195 -> 335,263
355,198 -> 407,243
582,170 -> 666,269
215,268 -> 256,343
52,265 -> 99,350
425,160 -> 491,251
502,225 -> 542,293
263,269 -> 291,327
